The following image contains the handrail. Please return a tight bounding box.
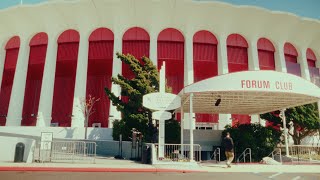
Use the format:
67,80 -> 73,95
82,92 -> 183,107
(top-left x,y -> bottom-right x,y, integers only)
267,148 -> 282,163
236,148 -> 251,163
211,147 -> 220,163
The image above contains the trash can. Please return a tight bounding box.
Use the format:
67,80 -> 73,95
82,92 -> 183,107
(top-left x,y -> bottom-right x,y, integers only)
141,145 -> 151,164
14,142 -> 25,163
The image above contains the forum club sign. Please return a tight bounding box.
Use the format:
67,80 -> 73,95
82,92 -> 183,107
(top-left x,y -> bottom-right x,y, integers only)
241,80 -> 293,91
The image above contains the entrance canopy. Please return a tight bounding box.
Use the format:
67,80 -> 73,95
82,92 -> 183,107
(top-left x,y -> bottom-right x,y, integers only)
177,71 -> 320,115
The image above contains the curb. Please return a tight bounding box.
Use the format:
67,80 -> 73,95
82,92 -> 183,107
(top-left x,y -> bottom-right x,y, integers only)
0,167 -> 207,173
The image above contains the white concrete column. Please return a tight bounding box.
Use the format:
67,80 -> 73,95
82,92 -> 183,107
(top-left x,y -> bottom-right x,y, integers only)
274,42 -> 287,73
251,114 -> 265,126
6,36 -> 30,126
149,31 -> 158,67
36,33 -> 58,127
184,32 -> 194,131
108,31 -> 123,128
0,43 -> 5,90
71,31 -> 90,128
184,32 -> 194,86
217,34 -> 231,129
248,39 -> 261,125
281,109 -> 289,156
218,114 -> 231,130
189,93 -> 194,162
248,39 -> 260,71
298,47 -> 310,81
217,34 -> 229,75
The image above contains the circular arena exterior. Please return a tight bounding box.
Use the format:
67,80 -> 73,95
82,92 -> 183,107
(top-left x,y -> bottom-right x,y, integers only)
0,0 -> 320,142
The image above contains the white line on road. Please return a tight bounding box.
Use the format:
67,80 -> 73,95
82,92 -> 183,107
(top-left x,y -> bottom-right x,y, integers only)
268,172 -> 283,179
291,176 -> 301,180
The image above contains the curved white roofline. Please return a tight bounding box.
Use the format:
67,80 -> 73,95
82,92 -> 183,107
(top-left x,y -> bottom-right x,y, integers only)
178,71 -> 320,115
0,0 -> 318,50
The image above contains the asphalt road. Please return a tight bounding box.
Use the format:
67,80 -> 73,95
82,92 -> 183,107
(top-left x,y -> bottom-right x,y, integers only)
1,172 -> 320,180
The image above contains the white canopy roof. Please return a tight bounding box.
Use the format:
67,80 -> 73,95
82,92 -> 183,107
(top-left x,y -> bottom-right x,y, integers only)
177,71 -> 320,115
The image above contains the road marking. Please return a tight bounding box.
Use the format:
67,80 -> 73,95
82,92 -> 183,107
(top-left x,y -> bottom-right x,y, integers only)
292,176 -> 301,180
268,172 -> 283,179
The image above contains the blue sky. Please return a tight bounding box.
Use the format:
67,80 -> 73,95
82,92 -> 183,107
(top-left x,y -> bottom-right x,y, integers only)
0,0 -> 319,20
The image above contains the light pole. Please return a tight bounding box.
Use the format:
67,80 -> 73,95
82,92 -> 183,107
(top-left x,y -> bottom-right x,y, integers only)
281,109 -> 289,156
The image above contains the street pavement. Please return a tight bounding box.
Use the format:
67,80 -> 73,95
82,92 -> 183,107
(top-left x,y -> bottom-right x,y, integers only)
0,158 -> 319,180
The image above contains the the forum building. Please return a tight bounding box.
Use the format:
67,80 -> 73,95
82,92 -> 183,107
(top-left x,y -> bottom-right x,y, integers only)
0,0 -> 320,143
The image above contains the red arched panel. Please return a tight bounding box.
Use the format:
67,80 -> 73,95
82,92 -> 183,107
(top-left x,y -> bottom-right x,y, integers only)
57,30 -> 80,43
157,28 -> 184,42
157,28 -> 184,94
227,34 -> 248,73
21,33 -> 48,126
257,38 -> 275,70
123,27 -> 150,41
284,42 -> 298,58
158,28 -> 184,121
87,28 -> 114,127
89,28 -> 114,42
257,38 -> 275,52
29,32 -> 48,46
231,114 -> 251,127
284,42 -> 300,76
227,34 -> 249,123
122,27 -> 150,79
0,36 -> 20,126
193,30 -> 218,123
193,30 -> 218,44
227,34 -> 248,48
51,30 -> 80,127
307,48 -> 317,67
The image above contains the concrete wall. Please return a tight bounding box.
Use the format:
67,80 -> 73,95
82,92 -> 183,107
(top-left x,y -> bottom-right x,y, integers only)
0,136 -> 35,163
0,127 -> 113,140
183,129 -> 223,151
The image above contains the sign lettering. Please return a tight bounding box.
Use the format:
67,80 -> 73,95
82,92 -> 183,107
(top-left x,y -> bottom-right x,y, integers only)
241,80 -> 293,90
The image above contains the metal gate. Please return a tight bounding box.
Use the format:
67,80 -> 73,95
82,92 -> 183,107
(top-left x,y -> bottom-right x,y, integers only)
34,141 -> 97,163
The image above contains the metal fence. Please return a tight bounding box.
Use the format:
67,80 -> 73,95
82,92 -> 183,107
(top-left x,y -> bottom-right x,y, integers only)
288,145 -> 320,164
34,141 -> 97,163
155,144 -> 202,162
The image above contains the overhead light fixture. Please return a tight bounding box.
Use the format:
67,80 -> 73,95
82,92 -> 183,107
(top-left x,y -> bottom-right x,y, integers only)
215,95 -> 221,106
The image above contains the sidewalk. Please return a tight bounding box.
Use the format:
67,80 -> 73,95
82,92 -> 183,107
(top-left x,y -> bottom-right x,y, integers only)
0,158 -> 319,173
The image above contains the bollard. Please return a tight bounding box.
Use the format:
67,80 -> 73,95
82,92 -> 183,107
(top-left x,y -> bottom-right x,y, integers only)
14,142 -> 25,162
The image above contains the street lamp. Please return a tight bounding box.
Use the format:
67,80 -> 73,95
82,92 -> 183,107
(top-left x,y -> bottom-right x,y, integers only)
280,109 -> 289,156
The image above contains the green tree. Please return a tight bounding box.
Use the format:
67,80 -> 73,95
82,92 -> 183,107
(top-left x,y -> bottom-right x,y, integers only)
260,103 -> 320,145
222,124 -> 281,162
105,53 -> 180,142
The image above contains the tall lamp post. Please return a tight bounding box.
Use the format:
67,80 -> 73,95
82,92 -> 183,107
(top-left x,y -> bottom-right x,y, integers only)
281,109 -> 290,156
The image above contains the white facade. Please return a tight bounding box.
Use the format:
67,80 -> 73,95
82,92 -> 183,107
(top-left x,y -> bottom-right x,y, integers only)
0,0 -> 319,132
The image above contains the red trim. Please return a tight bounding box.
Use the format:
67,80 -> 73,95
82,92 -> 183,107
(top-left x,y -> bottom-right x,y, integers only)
123,27 -> 150,41
0,167 -> 205,173
227,34 -> 248,48
193,30 -> 218,44
89,28 -> 114,41
29,32 -> 48,46
5,36 -> 20,49
284,42 -> 298,57
157,28 -> 184,42
257,38 -> 275,52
